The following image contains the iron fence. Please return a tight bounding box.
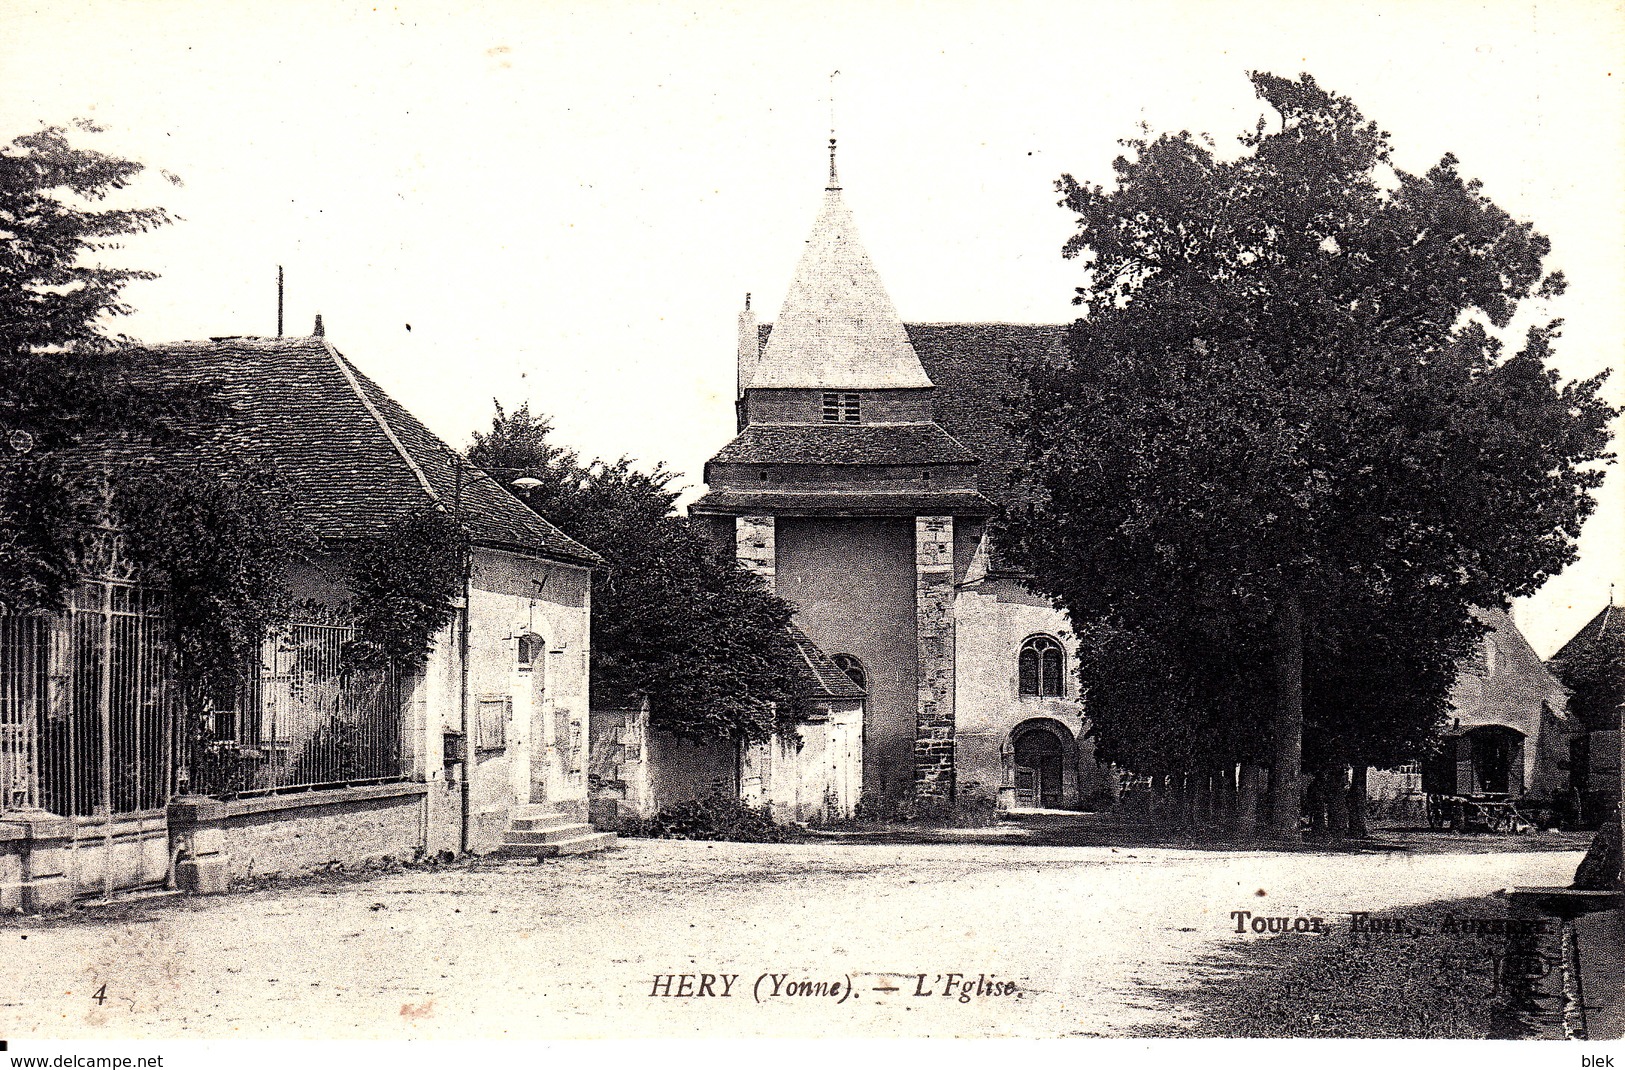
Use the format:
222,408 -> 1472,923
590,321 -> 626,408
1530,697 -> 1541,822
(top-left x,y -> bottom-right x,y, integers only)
181,619 -> 406,798
3,592 -> 407,815
0,581 -> 173,817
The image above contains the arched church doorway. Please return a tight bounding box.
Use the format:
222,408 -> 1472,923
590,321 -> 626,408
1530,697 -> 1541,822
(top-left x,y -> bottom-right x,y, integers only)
1012,720 -> 1072,809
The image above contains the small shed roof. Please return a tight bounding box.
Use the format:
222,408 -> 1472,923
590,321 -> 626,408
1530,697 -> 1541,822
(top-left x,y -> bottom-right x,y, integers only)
788,623 -> 866,701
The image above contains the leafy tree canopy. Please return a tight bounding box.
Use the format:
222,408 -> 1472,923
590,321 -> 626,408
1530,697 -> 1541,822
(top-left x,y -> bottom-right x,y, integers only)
0,121 -> 200,612
117,464 -> 314,719
469,402 -> 806,742
345,506 -> 467,671
1001,72 -> 1616,791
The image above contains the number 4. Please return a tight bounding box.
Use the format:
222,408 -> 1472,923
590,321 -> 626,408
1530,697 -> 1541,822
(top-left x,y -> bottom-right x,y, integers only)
92,985 -> 107,1006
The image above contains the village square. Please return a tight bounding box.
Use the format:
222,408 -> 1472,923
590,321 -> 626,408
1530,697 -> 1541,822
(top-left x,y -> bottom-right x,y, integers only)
1,0 -> 1623,1048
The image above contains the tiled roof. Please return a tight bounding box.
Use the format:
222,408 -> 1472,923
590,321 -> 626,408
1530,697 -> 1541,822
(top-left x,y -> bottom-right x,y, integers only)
127,335 -> 600,565
755,322 -> 1068,503
710,423 -> 975,466
1551,604 -> 1620,665
788,623 -> 867,700
1547,603 -> 1622,731
908,324 -> 1068,504
690,488 -> 995,517
744,181 -> 932,390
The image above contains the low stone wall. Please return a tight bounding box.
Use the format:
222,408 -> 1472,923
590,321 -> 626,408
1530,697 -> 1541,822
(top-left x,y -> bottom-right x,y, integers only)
1365,767 -> 1428,825
169,782 -> 430,891
744,704 -> 864,823
0,813 -> 73,912
649,731 -> 736,811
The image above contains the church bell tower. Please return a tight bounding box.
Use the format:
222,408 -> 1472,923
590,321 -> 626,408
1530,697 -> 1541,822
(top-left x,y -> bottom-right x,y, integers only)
691,139 -> 993,804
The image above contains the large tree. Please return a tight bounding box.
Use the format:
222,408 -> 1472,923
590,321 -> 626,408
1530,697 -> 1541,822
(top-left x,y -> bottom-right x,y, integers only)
468,402 -> 806,743
1001,73 -> 1615,838
0,122 -> 316,724
0,121 -> 197,610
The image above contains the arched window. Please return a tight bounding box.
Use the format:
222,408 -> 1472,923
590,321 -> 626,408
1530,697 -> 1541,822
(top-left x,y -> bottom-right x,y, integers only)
1018,635 -> 1065,697
832,653 -> 866,691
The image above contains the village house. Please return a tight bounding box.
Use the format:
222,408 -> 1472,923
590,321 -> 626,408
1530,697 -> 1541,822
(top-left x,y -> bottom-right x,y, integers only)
1,328 -> 609,910
1547,602 -> 1624,826
1366,606 -> 1577,826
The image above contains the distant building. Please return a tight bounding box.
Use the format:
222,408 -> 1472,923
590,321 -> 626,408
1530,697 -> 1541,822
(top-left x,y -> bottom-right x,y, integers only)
1369,606 -> 1577,823
1548,602 -> 1623,825
1421,606 -> 1574,798
687,144 -> 1115,813
1,331 -> 607,909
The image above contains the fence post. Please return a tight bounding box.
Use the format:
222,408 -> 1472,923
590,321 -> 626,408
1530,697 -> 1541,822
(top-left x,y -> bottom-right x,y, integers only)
167,796 -> 229,893
0,810 -> 75,911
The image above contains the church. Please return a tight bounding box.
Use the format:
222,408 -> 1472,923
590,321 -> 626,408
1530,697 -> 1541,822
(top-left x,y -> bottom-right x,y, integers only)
688,141 -> 1115,813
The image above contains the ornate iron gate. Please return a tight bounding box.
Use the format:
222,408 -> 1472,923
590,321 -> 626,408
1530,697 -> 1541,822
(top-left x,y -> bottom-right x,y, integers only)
0,580 -> 176,898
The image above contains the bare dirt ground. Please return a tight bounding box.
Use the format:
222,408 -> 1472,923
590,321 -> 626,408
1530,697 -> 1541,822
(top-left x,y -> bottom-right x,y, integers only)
0,838 -> 1584,1039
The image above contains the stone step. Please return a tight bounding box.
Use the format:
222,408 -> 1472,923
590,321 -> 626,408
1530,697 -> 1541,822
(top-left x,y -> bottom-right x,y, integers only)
504,823 -> 598,845
509,803 -> 571,822
509,814 -> 579,833
497,831 -> 617,859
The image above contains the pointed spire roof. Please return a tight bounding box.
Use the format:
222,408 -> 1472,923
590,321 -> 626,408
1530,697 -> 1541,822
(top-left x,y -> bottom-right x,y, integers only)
747,144 -> 933,390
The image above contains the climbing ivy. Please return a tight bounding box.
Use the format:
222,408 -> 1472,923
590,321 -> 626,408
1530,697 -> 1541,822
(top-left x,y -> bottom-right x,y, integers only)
342,506 -> 468,671
116,463 -> 314,721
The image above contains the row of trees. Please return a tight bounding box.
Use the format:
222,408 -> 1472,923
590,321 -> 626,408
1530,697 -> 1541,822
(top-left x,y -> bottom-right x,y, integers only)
1000,73 -> 1616,838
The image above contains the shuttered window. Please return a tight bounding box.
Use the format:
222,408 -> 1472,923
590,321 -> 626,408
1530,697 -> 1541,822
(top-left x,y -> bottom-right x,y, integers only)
821,392 -> 860,423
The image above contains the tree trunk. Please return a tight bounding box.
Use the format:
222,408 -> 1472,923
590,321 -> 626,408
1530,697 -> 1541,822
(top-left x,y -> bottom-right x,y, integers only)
1348,764 -> 1369,838
1306,770 -> 1326,832
1268,590 -> 1305,841
1170,772 -> 1190,829
1218,765 -> 1237,832
1236,763 -> 1262,838
1326,763 -> 1348,837
1150,774 -> 1168,826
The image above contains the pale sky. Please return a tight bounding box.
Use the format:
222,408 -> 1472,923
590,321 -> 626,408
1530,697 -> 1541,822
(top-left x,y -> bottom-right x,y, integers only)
2,0 -> 1620,657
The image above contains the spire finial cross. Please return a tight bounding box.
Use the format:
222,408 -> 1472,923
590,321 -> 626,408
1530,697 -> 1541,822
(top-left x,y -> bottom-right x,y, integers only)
828,70 -> 841,188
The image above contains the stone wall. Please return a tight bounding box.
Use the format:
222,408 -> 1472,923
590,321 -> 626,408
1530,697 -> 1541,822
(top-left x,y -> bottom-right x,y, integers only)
1364,766 -> 1427,824
776,517 -> 917,801
169,783 -> 430,890
953,575 -> 1109,810
915,516 -> 957,801
0,813 -> 73,911
649,731 -> 737,809
735,515 -> 776,589
748,703 -> 864,822
588,702 -> 653,824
